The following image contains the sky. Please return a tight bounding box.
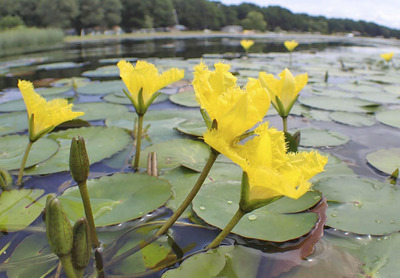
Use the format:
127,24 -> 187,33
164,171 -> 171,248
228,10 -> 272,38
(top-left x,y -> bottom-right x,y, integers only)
213,0 -> 400,30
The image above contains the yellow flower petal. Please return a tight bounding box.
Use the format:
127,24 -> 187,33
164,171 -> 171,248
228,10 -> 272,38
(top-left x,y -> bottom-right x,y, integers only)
284,40 -> 299,52
18,80 -> 84,141
118,60 -> 184,112
380,52 -> 394,62
240,39 -> 254,51
258,68 -> 308,117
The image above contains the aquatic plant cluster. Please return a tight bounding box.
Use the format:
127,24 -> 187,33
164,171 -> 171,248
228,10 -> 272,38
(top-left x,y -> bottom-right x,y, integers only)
1,38 -> 400,277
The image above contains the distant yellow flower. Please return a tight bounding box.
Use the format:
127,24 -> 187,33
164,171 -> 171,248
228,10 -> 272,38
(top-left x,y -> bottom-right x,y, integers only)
18,80 -> 84,142
228,123 -> 327,206
193,62 -> 270,154
258,68 -> 308,118
380,52 -> 394,62
284,40 -> 299,52
240,39 -> 254,52
118,60 -> 184,115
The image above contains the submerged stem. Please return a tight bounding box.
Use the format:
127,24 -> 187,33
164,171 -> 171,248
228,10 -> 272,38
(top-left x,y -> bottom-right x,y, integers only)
133,113 -> 144,171
16,140 -> 33,186
207,207 -> 246,249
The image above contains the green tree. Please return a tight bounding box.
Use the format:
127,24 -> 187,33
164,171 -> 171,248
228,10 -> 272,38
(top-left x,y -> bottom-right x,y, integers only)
0,15 -> 24,30
37,0 -> 78,28
74,0 -> 104,34
102,0 -> 123,28
241,11 -> 267,31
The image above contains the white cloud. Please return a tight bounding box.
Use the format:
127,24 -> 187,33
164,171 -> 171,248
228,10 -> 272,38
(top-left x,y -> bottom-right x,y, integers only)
213,0 -> 400,29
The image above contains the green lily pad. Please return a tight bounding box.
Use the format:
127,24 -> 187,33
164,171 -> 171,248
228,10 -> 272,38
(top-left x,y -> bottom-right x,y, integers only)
36,86 -> 71,96
161,162 -> 242,211
73,102 -> 129,121
366,148 -> 400,174
325,231 -> 400,277
37,62 -> 83,70
176,120 -> 206,137
52,77 -> 90,88
193,181 -> 320,242
0,111 -> 28,136
24,126 -> 131,175
81,65 -> 119,78
59,172 -> 171,226
162,246 -> 261,278
296,128 -> 350,147
376,109 -> 400,128
329,111 -> 375,127
76,80 -> 126,95
314,176 -> 400,235
311,152 -> 355,182
6,234 -> 57,278
0,99 -> 26,112
139,139 -> 210,171
169,91 -> 199,107
299,96 -> 379,112
103,92 -> 169,105
0,189 -> 48,232
0,135 -> 59,170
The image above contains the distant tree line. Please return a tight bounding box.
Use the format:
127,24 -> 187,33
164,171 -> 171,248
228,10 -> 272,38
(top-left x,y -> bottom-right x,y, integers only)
1,0 -> 399,38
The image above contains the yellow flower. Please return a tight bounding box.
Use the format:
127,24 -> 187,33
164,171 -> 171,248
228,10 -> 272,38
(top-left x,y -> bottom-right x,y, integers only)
240,39 -> 254,52
258,68 -> 308,117
380,52 -> 394,62
18,80 -> 84,142
193,62 -> 270,153
284,40 -> 299,52
118,60 -> 184,114
226,123 -> 327,208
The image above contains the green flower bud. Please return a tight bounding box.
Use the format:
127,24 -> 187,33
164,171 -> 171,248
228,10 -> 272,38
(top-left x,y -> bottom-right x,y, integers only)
45,195 -> 73,257
69,136 -> 89,184
71,218 -> 91,271
0,168 -> 12,190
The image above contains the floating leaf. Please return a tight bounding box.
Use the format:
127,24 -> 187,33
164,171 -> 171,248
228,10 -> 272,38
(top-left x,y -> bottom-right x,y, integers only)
37,62 -> 83,70
6,234 -> 57,278
0,135 -> 58,170
59,173 -> 171,226
0,111 -> 27,136
325,231 -> 400,277
139,139 -> 210,171
76,80 -> 126,95
162,246 -> 261,278
0,99 -> 26,112
81,65 -> 119,78
0,189 -> 48,232
376,109 -> 400,128
193,181 -> 320,242
103,92 -> 169,105
299,96 -> 379,112
329,111 -> 375,127
366,148 -> 400,174
169,91 -> 199,107
296,128 -> 350,147
73,102 -> 129,121
24,126 -> 131,175
314,175 -> 400,235
176,120 -> 206,137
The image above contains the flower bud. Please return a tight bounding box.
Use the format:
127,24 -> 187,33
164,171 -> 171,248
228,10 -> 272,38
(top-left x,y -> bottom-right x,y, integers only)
71,218 -> 91,271
45,195 -> 73,257
69,136 -> 90,184
0,168 -> 12,190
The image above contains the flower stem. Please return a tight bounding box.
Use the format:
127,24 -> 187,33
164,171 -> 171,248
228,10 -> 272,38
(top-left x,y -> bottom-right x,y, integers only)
155,148 -> 219,237
78,181 -> 99,248
282,116 -> 288,133
106,148 -> 219,267
207,207 -> 246,249
59,254 -> 78,278
133,113 -> 144,171
17,140 -> 33,186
